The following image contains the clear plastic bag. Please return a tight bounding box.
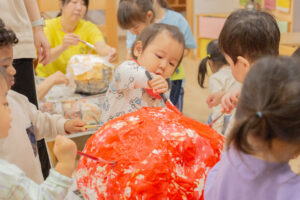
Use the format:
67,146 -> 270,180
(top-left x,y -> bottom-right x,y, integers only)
67,55 -> 114,95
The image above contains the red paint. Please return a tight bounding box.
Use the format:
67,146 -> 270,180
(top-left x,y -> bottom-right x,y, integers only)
76,107 -> 224,200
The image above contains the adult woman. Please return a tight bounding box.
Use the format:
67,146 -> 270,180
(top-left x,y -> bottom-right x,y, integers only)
36,0 -> 117,77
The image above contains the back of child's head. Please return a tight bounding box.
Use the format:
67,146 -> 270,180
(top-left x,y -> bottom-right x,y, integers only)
0,18 -> 18,48
198,40 -> 227,88
219,9 -> 280,63
155,0 -> 169,8
118,0 -> 155,29
131,23 -> 185,67
228,56 -> 300,155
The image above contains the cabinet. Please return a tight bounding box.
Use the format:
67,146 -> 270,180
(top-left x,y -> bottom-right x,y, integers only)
196,0 -> 297,58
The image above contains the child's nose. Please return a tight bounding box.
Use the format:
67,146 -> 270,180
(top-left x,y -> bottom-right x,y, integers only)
159,60 -> 168,69
8,65 -> 16,76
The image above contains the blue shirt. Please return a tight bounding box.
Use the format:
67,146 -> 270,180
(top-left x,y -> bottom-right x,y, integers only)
126,9 -> 197,49
204,146 -> 300,200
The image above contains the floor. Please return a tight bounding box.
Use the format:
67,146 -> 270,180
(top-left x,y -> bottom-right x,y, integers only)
117,36 -> 211,123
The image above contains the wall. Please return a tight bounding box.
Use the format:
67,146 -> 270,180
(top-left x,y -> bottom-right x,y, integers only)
293,1 -> 300,31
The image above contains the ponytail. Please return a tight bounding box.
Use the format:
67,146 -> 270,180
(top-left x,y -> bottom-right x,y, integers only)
198,57 -> 209,88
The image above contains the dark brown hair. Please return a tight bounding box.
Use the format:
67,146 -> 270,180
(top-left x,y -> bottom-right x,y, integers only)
219,9 -> 280,63
0,18 -> 18,48
156,0 -> 169,8
227,56 -> 300,154
131,23 -> 185,68
292,47 -> 300,58
198,40 -> 227,88
57,0 -> 89,17
118,0 -> 155,29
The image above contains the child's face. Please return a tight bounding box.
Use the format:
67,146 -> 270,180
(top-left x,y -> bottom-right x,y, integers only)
0,45 -> 16,89
224,54 -> 251,83
134,31 -> 184,79
0,80 -> 11,138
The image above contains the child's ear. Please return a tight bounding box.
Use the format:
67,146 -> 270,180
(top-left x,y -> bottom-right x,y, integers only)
236,56 -> 251,82
133,41 -> 143,58
146,11 -> 154,23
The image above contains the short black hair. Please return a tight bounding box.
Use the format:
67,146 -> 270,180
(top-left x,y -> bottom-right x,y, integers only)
118,0 -> 155,29
0,18 -> 18,47
219,9 -> 280,63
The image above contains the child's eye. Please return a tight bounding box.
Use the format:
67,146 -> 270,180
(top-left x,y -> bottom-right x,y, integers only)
155,54 -> 162,59
4,102 -> 8,107
169,62 -> 175,67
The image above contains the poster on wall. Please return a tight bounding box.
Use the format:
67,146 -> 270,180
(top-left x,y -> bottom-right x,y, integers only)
276,0 -> 291,13
264,0 -> 276,10
240,0 -> 262,6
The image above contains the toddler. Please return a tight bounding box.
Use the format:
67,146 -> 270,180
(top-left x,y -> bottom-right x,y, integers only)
100,23 -> 185,125
198,40 -> 240,134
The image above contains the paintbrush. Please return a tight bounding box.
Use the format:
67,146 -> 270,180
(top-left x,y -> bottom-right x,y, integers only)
79,39 -> 96,50
77,151 -> 116,165
83,124 -> 101,129
145,71 -> 182,115
208,114 -> 224,128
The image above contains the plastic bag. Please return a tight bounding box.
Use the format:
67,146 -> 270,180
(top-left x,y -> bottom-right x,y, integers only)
76,107 -> 224,200
67,55 -> 114,95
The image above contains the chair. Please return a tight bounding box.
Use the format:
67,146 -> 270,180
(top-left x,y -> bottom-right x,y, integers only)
36,0 -> 118,54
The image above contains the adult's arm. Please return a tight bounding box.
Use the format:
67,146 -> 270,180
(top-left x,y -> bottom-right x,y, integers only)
24,0 -> 51,65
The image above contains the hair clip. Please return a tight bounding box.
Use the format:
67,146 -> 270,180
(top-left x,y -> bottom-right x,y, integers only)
207,54 -> 211,59
256,111 -> 262,118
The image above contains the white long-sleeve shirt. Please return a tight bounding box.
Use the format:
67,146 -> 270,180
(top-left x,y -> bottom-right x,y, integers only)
0,159 -> 72,200
100,61 -> 165,125
209,66 -> 241,134
0,90 -> 67,183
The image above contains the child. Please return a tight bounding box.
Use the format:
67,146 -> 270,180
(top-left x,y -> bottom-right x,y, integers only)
0,67 -> 77,199
118,0 -> 197,111
207,9 -> 280,135
0,19 -> 86,183
198,40 -> 240,134
204,56 -> 300,200
100,23 -> 185,125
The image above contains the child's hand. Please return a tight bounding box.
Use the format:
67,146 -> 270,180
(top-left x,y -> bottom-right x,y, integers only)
64,119 -> 87,134
206,91 -> 225,108
148,73 -> 168,94
48,71 -> 69,86
221,90 -> 240,114
53,135 -> 77,177
107,47 -> 117,62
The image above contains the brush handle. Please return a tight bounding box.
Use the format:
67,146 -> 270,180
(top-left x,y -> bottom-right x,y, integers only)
145,71 -> 168,103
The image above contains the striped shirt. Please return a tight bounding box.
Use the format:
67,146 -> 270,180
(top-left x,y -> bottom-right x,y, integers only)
0,159 -> 73,200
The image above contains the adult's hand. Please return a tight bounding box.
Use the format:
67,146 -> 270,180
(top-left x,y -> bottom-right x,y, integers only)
33,26 -> 51,65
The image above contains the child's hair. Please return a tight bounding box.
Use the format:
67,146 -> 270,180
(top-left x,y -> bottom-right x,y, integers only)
198,40 -> 228,88
118,0 -> 155,29
131,23 -> 185,67
292,47 -> 300,58
156,0 -> 169,8
0,18 -> 18,47
219,9 -> 280,63
227,56 -> 300,154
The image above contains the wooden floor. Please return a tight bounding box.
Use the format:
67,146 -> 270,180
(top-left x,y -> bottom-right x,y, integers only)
118,36 -> 211,123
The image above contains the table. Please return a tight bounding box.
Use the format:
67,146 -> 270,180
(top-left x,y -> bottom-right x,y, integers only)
37,78 -> 105,167
280,32 -> 300,46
